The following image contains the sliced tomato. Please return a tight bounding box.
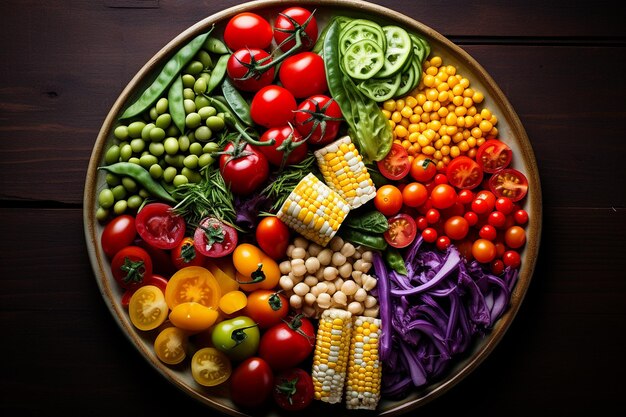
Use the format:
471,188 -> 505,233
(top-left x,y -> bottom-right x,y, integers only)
488,168 -> 529,202
193,217 -> 238,258
191,347 -> 232,387
446,156 -> 484,190
171,237 -> 205,270
135,203 -> 186,250
121,273 -> 168,308
165,266 -> 221,310
128,285 -> 169,331
377,143 -> 410,180
154,326 -> 188,365
475,139 -> 512,173
384,213 -> 417,248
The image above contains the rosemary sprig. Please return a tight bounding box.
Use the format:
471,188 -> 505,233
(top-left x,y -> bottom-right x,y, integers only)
262,152 -> 319,211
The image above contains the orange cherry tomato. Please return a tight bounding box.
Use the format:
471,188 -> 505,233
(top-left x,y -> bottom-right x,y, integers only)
128,285 -> 169,331
244,290 -> 289,329
402,182 -> 428,208
374,184 -> 403,216
165,266 -> 221,310
443,216 -> 470,240
233,244 -> 281,292
169,302 -> 219,332
505,225 -> 527,249
430,184 -> 457,209
472,239 -> 497,263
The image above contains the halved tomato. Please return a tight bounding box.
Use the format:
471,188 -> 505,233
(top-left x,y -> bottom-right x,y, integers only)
135,203 -> 186,250
169,302 -> 219,332
165,266 -> 221,310
154,326 -> 188,365
377,143 -> 410,180
446,156 -> 483,190
128,285 -> 169,331
384,213 -> 417,248
193,217 -> 238,258
191,347 -> 232,387
488,168 -> 529,202
475,139 -> 512,173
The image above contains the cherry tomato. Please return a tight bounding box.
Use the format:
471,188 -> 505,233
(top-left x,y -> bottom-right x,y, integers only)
279,52 -> 327,98
154,326 -> 188,365
258,315 -> 315,371
212,316 -> 260,361
446,156 -> 484,189
421,227 -> 438,243
273,368 -> 315,411
135,203 -> 186,250
479,224 -> 497,241
443,215 -> 470,240
258,125 -> 308,166
233,243 -> 281,292
171,237 -> 205,269
191,347 -> 232,387
294,95 -> 342,145
457,189 -> 475,205
488,168 -> 529,202
377,143 -> 410,180
111,246 -> 153,290
457,239 -> 474,261
472,239 -> 497,263
505,225 -> 527,249
219,142 -> 269,195
224,12 -> 273,51
503,250 -> 522,268
402,182 -> 428,208
227,48 -> 275,92
495,197 -> 514,215
475,139 -> 512,173
374,184 -> 403,217
165,265 -> 221,310
384,213 -> 417,249
256,217 -> 291,261
128,285 -> 168,331
136,239 -> 176,277
230,357 -> 274,408
514,209 -> 529,225
434,173 -> 448,184
429,184 -> 457,209
250,85 -> 297,128
436,235 -> 451,251
425,208 -> 440,224
416,215 -> 428,230
101,214 -> 136,258
491,259 -> 505,275
471,190 -> 497,214
274,7 -> 318,52
495,241 -> 507,258
121,273 -> 168,308
245,290 -> 289,329
410,157 -> 437,183
194,217 -> 238,258
488,211 -> 507,228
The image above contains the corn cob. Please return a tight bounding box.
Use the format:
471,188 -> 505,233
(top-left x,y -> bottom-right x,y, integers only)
277,173 -> 351,247
345,316 -> 382,410
314,136 -> 376,209
311,308 -> 353,403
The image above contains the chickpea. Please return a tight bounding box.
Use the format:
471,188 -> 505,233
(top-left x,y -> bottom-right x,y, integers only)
364,295 -> 377,308
291,247 -> 307,260
364,306 -> 379,318
338,263 -> 353,278
317,293 -> 331,309
347,301 -> 364,315
323,266 -> 338,281
362,274 -> 378,291
361,251 -> 373,263
317,248 -> 332,265
353,288 -> 367,302
304,292 -> 317,306
293,282 -> 310,297
340,242 -> 356,258
332,291 -> 348,306
303,305 -> 317,318
308,243 -> 322,256
286,244 -> 295,258
326,281 -> 336,295
290,294 -> 303,309
279,260 -> 292,275
315,282 -> 328,294
304,275 -> 318,287
341,280 -> 358,296
352,270 -> 363,285
331,252 -> 347,266
291,258 -> 306,277
279,275 -> 294,291
315,268 -> 325,280
329,236 -> 344,252
333,278 -> 344,291
305,257 -> 321,274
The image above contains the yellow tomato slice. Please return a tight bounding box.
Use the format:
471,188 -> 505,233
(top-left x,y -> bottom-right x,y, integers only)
218,290 -> 248,315
191,347 -> 232,387
168,302 -> 219,332
154,326 -> 188,365
165,266 -> 221,310
128,285 -> 169,331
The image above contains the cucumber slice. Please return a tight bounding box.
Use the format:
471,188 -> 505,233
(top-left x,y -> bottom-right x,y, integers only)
357,72 -> 402,102
339,19 -> 386,56
376,25 -> 412,78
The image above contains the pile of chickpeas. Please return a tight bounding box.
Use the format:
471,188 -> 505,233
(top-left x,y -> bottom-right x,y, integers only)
278,236 -> 380,319
381,55 -> 499,171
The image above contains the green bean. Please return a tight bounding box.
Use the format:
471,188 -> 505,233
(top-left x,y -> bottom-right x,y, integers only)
155,113 -> 171,129
181,167 -> 201,183
183,88 -> 195,100
167,125 -> 180,137
127,121 -> 146,138
155,97 -> 169,114
204,36 -> 228,54
207,54 -> 229,95
119,144 -> 133,161
164,154 -> 185,168
194,78 -> 207,95
112,184 -> 127,200
189,142 -> 203,156
182,74 -> 195,88
120,29 -> 212,119
114,125 -> 129,140
149,163 -> 163,179
205,95 -> 267,146
186,112 -> 202,129
194,95 -> 210,110
98,162 -> 177,204
139,154 -> 158,169
194,126 -> 212,142
185,60 -> 204,76
183,154 -> 199,169
198,153 -> 215,168
178,135 -> 191,152
128,157 -> 141,165
130,138 -> 145,153
198,106 -> 216,120
173,174 -> 189,187
197,50 -> 213,69
141,123 -> 155,140
149,142 -> 165,157
203,142 -> 220,153
149,107 -> 159,120
105,145 -> 121,165
149,127 -> 166,142
221,78 -> 253,127
206,115 -> 225,131
98,188 -> 115,208
138,188 -> 150,198
167,75 -> 186,134
96,207 -> 109,222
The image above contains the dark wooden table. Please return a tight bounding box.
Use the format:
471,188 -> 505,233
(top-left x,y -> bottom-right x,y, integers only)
2,0 -> 625,415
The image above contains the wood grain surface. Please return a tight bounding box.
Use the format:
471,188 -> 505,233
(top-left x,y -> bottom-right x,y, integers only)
1,1 -> 625,416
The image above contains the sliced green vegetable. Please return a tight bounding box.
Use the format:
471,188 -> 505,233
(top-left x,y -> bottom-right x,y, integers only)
344,210 -> 389,234
338,19 -> 386,55
376,25 -> 412,78
342,39 -> 385,80
357,72 -> 402,102
339,228 -> 387,251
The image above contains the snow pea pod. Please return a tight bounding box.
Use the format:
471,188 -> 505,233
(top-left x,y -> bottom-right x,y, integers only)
204,36 -> 229,54
221,78 -> 253,127
207,54 -> 229,94
99,162 -> 177,204
120,28 -> 213,120
384,247 -> 408,276
339,228 -> 388,251
205,95 -> 271,147
168,75 -> 186,133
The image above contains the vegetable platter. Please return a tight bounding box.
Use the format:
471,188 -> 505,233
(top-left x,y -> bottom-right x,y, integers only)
83,0 -> 541,416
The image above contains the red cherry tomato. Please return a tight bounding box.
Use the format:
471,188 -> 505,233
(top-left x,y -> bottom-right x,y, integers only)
421,227 -> 438,243
384,213 -> 417,249
472,239 -> 497,263
256,216 -> 291,261
514,209 -> 529,225
273,368 -> 315,411
377,143 -> 411,180
224,12 -> 273,51
434,173 -> 448,184
193,217 -> 238,258
250,85 -> 297,128
258,125 -> 308,167
436,235 -> 451,251
402,182 -> 429,208
258,316 -> 316,371
446,156 -> 483,189
279,52 -> 327,98
410,157 -> 437,183
274,7 -> 318,52
219,142 -> 269,195
491,259 -> 505,275
443,215 -> 469,240
171,237 -> 205,270
471,190 -> 497,214
488,211 -> 507,228
111,246 -> 153,290
479,224 -> 497,241
135,203 -> 186,250
416,216 -> 428,230
495,197 -> 514,215
464,211 -> 478,226
230,357 -> 274,408
294,95 -> 342,145
227,48 -> 275,92
457,189 -> 475,205
475,139 -> 513,173
505,225 -> 527,249
374,185 -> 403,217
429,184 -> 457,209
101,214 -> 136,257
488,168 -> 529,202
503,250 -> 522,268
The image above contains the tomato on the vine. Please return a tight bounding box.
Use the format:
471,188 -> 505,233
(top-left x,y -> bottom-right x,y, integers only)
279,52 -> 327,98
250,85 -> 297,128
258,315 -> 315,371
294,95 -> 342,145
377,143 -> 410,180
258,125 -> 308,166
230,357 -> 274,408
446,155 -> 483,189
475,139 -> 512,173
171,237 -> 205,269
256,217 -> 290,261
219,142 -> 269,195
223,12 -> 273,51
135,203 -> 186,250
227,48 -> 275,92
273,368 -> 315,411
384,213 -> 417,248
101,214 -> 136,258
244,290 -> 289,329
111,246 -> 153,290
274,7 -> 318,52
194,217 -> 238,258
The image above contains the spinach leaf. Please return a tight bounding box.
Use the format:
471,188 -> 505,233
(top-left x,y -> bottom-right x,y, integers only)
345,210 -> 389,233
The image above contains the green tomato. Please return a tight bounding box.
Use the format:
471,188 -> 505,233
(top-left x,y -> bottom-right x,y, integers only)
211,316 -> 260,361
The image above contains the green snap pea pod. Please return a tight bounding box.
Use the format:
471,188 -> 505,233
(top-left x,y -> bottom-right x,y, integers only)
207,54 -> 229,94
168,75 -> 186,134
98,162 -> 177,204
221,78 -> 253,127
205,95 -> 272,147
384,247 -> 408,276
120,28 -> 213,119
204,36 -> 229,54
339,227 -> 388,251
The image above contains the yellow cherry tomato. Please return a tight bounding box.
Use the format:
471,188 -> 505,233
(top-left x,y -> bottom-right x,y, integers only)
233,243 -> 280,292
218,290 -> 248,315
128,285 -> 169,331
154,326 -> 188,365
165,266 -> 221,310
191,347 -> 232,387
168,302 -> 219,332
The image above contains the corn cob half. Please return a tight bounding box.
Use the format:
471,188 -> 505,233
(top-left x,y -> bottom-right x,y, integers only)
345,316 -> 382,410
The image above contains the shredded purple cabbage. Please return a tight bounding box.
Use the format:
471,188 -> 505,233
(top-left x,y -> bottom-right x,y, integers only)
373,239 -> 519,398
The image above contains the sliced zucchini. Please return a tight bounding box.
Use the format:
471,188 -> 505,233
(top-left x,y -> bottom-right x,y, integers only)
395,58 -> 419,97
409,33 -> 431,63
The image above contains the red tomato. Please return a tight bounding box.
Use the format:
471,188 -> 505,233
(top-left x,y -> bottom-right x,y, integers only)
479,224 -> 497,241
425,208 -> 440,224
503,250 -> 521,268
193,217 -> 238,258
135,203 -> 186,250
227,48 -> 275,92
504,225 -> 526,249
273,368 -> 315,411
136,239 -> 176,277
402,182 -> 428,208
489,168 -> 529,202
443,216 -> 469,240
274,7 -> 318,52
101,214 -> 136,257
416,216 -> 428,230
256,217 -> 291,260
171,237 -> 205,269
120,274 -> 168,308
421,227 -> 438,243
488,211 -> 507,228
457,189 -> 475,205
436,235 -> 451,251
514,209 -> 529,225
250,85 -> 297,128
472,190 -> 497,214
429,184 -> 457,209
223,12 -> 273,51
111,246 -> 153,290
258,315 -> 315,371
472,239 -> 497,263
464,211 -> 478,226
410,156 -> 437,183
475,139 -> 512,173
230,357 -> 274,408
219,142 -> 269,195
377,143 -> 411,180
384,213 -> 417,248
374,185 -> 403,217
279,52 -> 327,98
495,197 -> 514,214
258,125 -> 308,166
294,95 -> 342,145
244,290 -> 289,329
446,156 -> 483,189
491,259 -> 505,275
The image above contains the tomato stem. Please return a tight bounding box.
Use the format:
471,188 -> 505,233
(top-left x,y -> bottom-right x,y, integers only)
120,257 -> 146,285
275,376 -> 299,405
225,324 -> 259,349
236,263 -> 266,284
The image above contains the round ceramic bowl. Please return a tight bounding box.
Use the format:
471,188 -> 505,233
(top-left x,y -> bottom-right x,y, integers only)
84,1 -> 542,415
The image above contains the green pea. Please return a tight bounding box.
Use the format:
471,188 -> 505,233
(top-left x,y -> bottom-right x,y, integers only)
193,78 -> 207,95
98,188 -> 115,208
114,125 -> 129,140
149,107 -> 159,120
127,195 -> 143,210
206,115 -> 225,131
167,125 -> 180,137
156,97 -> 169,114
183,99 -> 196,114
187,131 -> 196,142
181,167 -> 202,183
194,126 -> 212,142
149,163 -> 163,179
141,123 -> 155,140
194,95 -> 210,110
96,206 -> 109,222
185,60 -> 204,75
199,72 -> 211,84
183,154 -> 199,169
165,154 -> 185,168
178,135 -> 191,152
127,121 -> 146,138
173,174 -> 190,186
128,157 -> 141,165
196,50 -> 213,69
155,113 -> 171,129
113,199 -> 128,215
189,142 -> 203,156
105,173 -> 120,186
120,144 -> 133,161
198,106 -> 216,120
186,112 -> 202,129
149,142 -> 165,157
149,127 -> 166,142
203,142 -> 220,153
183,88 -> 195,100
105,145 -> 121,165
164,137 -> 180,155
112,184 -> 127,201
130,138 -> 145,153
140,154 -> 158,169
182,74 -> 196,88
122,177 -> 138,192
198,153 -> 215,168
163,166 -> 177,183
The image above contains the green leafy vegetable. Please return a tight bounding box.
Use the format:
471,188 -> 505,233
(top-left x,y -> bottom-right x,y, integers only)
344,210 -> 389,233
